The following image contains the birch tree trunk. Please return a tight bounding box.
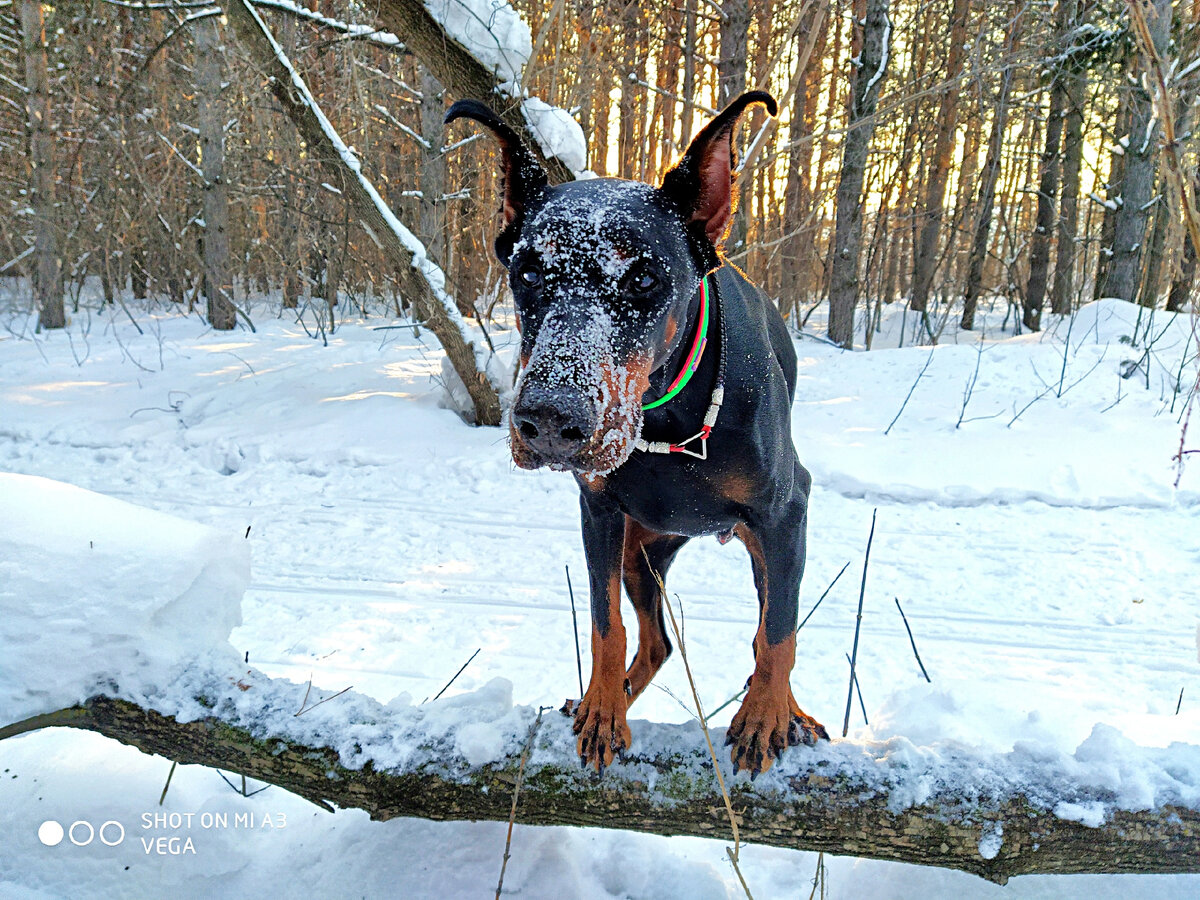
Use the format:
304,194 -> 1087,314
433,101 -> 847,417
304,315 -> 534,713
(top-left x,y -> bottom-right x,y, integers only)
827,0 -> 890,348
195,15 -> 235,330
19,0 -> 63,330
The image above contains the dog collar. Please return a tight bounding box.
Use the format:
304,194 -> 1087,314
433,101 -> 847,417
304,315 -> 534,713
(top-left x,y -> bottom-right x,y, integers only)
641,275 -> 710,411
635,274 -> 726,460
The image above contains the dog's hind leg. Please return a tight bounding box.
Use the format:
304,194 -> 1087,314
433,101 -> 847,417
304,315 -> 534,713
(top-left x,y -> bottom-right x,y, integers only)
621,517 -> 688,705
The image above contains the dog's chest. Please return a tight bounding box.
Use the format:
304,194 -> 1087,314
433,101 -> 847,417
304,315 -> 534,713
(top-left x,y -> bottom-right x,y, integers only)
598,459 -> 743,537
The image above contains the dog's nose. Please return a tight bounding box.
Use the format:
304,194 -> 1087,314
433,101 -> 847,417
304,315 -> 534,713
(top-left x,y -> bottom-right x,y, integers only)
512,387 -> 592,460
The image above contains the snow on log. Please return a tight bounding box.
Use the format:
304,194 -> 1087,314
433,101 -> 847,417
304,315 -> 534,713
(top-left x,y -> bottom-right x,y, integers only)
4,680 -> 1199,886
4,477 -> 1198,887
226,0 -> 502,426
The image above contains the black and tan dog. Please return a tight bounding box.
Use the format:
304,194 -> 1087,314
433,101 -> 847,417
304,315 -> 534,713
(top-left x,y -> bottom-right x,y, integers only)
447,91 -> 828,776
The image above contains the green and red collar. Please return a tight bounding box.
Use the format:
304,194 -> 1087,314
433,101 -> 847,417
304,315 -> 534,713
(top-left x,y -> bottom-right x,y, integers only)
642,274 -> 711,411
636,274 -> 726,459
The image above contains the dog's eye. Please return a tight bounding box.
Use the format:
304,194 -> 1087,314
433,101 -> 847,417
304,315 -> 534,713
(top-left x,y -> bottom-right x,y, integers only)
517,265 -> 542,288
628,268 -> 658,295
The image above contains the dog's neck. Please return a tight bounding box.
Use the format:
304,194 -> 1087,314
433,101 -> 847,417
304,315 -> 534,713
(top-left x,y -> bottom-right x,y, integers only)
644,273 -> 713,407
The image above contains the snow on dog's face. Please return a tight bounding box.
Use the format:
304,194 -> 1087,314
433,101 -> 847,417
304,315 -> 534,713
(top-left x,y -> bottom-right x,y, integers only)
504,180 -> 700,474
444,94 -> 776,475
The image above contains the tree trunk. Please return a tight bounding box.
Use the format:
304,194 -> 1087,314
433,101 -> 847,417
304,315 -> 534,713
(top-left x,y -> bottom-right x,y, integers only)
195,15 -> 235,330
962,13 -> 1020,331
6,693 -> 1198,887
373,0 -> 572,185
418,67 -> 448,269
1166,229 -> 1196,313
909,0 -> 970,314
1167,178 -> 1199,312
1051,4 -> 1086,316
225,0 -> 501,425
1024,69 -> 1067,330
131,244 -> 148,300
1103,0 -> 1171,302
1138,172 -> 1169,307
680,0 -> 697,150
828,0 -> 891,348
19,0 -> 63,330
781,1 -> 828,316
277,10 -> 301,310
720,0 -> 750,252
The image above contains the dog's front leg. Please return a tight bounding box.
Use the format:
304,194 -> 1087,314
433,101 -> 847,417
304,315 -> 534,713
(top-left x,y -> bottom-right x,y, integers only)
573,492 -> 632,773
728,484 -> 829,775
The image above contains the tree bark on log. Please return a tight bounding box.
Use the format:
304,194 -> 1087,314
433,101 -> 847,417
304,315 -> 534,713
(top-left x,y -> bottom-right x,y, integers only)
226,0 -> 501,426
4,693 -> 1197,886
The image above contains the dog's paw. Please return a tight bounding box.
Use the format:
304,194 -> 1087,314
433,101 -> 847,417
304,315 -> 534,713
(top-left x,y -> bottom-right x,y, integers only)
727,685 -> 826,776
572,682 -> 632,775
787,710 -> 829,747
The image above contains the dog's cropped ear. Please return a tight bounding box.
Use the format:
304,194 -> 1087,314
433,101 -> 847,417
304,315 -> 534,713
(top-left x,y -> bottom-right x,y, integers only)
445,100 -> 548,264
660,91 -> 777,266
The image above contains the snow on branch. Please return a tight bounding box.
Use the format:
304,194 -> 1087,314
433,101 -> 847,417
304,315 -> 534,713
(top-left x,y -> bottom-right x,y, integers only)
3,475 -> 1199,889
250,0 -> 406,52
4,674 -> 1199,886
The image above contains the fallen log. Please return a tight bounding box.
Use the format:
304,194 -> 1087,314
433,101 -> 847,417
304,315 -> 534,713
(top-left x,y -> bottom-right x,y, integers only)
3,664 -> 1197,886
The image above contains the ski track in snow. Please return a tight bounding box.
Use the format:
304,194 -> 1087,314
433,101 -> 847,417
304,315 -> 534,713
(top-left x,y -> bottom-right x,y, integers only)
1,298 -> 1198,898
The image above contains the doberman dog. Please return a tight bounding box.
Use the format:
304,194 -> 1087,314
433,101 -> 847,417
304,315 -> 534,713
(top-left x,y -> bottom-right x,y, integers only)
446,91 -> 828,776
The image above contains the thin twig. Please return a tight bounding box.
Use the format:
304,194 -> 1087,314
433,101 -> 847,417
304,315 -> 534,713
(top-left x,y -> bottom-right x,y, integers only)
844,653 -> 869,725
1177,687 -> 1184,715
956,343 -> 985,429
565,565 -> 584,699
843,510 -> 877,738
797,561 -> 851,632
894,597 -> 932,683
495,706 -> 547,900
158,761 -> 177,806
643,548 -> 754,900
885,348 -> 935,435
295,679 -> 354,716
216,770 -> 270,797
709,687 -> 746,719
425,647 -> 481,703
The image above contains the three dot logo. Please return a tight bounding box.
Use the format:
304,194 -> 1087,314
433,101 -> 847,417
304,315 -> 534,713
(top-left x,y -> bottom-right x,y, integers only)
38,819 -> 124,847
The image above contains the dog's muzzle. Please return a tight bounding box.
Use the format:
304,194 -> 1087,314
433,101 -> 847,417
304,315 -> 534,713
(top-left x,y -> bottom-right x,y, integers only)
510,384 -> 594,464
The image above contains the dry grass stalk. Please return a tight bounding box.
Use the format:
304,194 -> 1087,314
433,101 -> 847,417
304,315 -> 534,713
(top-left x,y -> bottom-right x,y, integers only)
643,547 -> 755,900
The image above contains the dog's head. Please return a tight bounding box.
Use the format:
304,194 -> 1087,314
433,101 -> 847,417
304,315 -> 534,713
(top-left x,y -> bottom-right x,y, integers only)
446,92 -> 776,475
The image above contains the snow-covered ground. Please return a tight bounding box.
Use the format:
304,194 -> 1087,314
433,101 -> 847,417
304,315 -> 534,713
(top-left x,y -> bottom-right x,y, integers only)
0,292 -> 1197,898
